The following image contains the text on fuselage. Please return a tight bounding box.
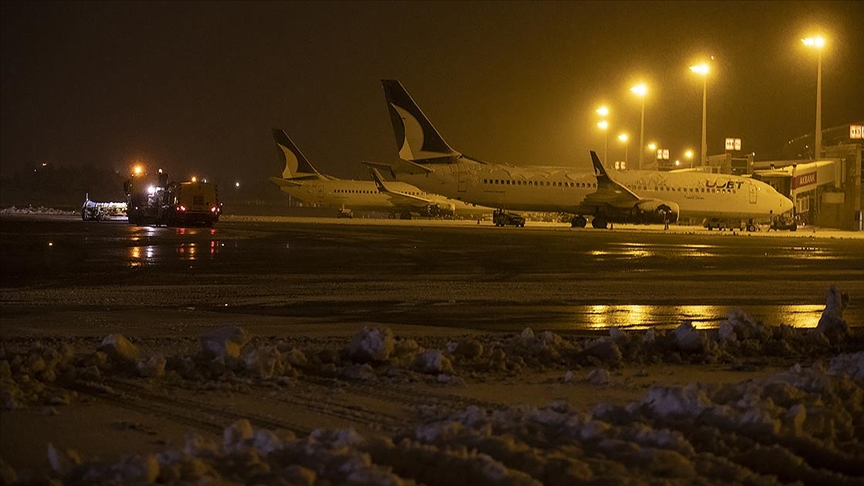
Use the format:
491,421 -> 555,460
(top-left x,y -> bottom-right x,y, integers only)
706,180 -> 744,190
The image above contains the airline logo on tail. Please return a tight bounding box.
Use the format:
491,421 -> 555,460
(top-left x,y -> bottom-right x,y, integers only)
272,129 -> 324,180
382,79 -> 459,164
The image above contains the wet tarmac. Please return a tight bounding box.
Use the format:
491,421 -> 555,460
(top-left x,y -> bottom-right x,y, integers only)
1,214 -> 862,335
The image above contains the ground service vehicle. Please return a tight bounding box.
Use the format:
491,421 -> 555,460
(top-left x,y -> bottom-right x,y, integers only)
81,194 -> 127,221
124,170 -> 221,227
769,213 -> 798,231
124,170 -> 170,226
493,209 -> 526,227
167,181 -> 221,227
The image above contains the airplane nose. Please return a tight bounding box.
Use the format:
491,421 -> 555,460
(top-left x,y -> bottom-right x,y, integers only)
781,197 -> 794,213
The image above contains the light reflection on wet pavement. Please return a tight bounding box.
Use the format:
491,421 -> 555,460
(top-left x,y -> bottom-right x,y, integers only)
1,216 -> 862,333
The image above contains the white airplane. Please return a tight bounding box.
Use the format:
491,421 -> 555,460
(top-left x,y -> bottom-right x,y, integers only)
268,129 -> 489,219
375,79 -> 794,229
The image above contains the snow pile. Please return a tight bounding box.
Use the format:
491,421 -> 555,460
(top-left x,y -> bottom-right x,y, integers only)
345,326 -> 395,363
2,286 -> 860,410
401,354 -> 864,484
1,285 -> 862,483
0,206 -> 75,216
13,354 -> 859,485
816,285 -> 850,344
36,420 -> 405,485
199,326 -> 248,360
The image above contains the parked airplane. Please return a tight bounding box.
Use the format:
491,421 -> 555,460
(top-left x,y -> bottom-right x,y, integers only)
375,79 -> 794,229
268,129 -> 489,219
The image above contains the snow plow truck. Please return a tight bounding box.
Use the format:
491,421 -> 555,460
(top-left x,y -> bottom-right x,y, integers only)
123,169 -> 221,227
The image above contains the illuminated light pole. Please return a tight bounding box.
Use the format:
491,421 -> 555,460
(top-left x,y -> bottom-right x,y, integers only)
690,62 -> 710,167
630,83 -> 647,169
597,120 -> 609,162
596,106 -> 609,162
647,142 -> 657,169
618,133 -> 629,167
802,36 -> 825,159
684,149 -> 694,168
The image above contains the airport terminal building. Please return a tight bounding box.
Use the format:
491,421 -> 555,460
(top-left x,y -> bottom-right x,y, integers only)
676,124 -> 863,231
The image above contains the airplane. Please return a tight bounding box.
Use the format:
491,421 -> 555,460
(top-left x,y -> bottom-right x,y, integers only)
374,79 -> 794,229
268,129 -> 490,219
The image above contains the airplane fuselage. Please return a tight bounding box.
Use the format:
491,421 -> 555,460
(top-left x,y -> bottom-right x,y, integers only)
396,161 -> 793,221
276,178 -> 487,217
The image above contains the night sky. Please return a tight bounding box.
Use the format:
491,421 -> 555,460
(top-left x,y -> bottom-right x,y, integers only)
2,1 -> 862,187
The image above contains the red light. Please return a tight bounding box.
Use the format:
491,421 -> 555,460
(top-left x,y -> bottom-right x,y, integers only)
178,205 -> 186,212
210,206 -> 217,212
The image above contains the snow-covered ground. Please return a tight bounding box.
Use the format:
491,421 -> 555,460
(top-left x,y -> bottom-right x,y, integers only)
1,286 -> 861,484
0,206 -> 76,216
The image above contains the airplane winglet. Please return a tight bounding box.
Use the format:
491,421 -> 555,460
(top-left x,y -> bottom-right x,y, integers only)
362,161 -> 397,179
367,167 -> 434,205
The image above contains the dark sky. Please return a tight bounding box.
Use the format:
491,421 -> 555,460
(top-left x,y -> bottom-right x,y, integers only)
2,1 -> 863,185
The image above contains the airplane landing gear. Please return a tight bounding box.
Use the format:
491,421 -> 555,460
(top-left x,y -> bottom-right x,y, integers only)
570,215 -> 587,228
592,216 -> 608,229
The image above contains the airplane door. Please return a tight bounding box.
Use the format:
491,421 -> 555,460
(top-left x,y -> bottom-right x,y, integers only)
749,182 -> 757,204
318,186 -> 324,202
457,166 -> 468,193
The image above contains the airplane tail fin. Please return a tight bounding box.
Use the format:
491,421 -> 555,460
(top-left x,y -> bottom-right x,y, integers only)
368,167 -> 389,194
272,129 -> 324,179
590,151 -> 610,183
381,79 -> 460,165
588,150 -> 642,202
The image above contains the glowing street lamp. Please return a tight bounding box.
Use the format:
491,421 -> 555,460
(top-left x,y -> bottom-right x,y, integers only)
630,83 -> 647,169
618,133 -> 629,165
802,35 -> 825,159
690,62 -> 710,167
597,120 -> 609,162
595,106 -> 610,162
684,149 -> 694,168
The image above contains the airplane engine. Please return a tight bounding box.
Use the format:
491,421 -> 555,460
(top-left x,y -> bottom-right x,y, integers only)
424,203 -> 455,217
440,203 -> 456,217
633,200 -> 680,224
424,204 -> 440,217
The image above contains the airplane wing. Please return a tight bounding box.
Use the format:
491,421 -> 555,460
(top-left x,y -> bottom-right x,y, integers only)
363,158 -> 435,176
368,168 -> 436,206
268,176 -> 303,188
582,151 -> 643,209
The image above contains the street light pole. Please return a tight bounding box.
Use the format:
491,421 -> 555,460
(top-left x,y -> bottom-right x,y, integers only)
816,46 -> 822,159
618,133 -> 629,166
596,106 -> 609,162
639,96 -> 645,169
597,120 -> 609,162
700,76 -> 707,167
630,84 -> 647,170
690,63 -> 710,167
802,36 -> 825,159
